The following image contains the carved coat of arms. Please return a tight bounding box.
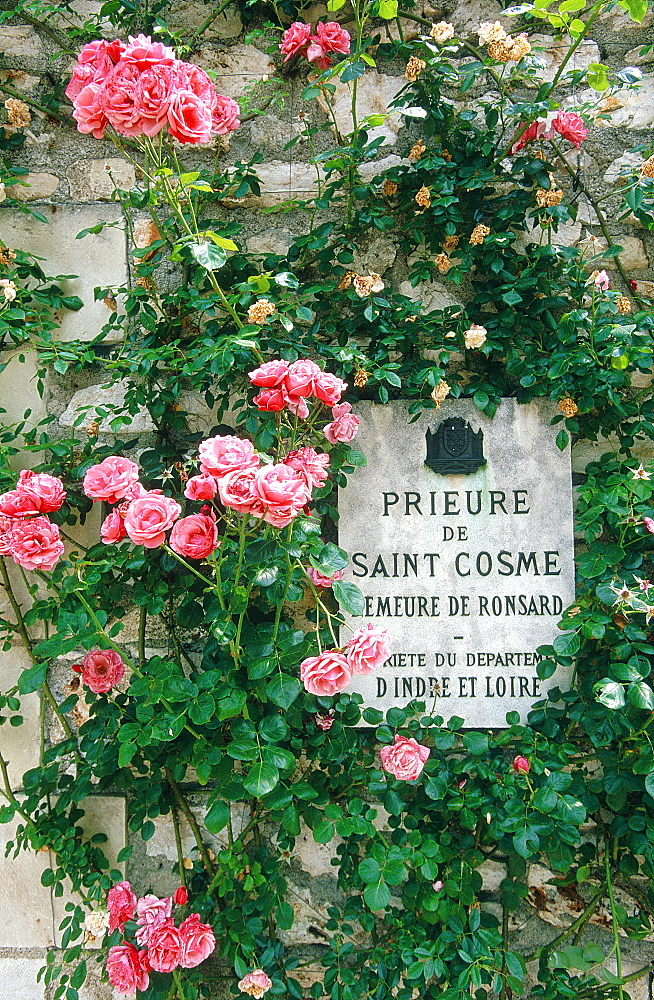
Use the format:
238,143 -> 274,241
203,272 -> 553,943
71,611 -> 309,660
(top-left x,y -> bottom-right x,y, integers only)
425,417 -> 486,474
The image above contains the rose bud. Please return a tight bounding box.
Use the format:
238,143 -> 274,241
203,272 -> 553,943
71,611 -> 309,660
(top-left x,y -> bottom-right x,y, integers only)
173,886 -> 189,906
513,755 -> 530,774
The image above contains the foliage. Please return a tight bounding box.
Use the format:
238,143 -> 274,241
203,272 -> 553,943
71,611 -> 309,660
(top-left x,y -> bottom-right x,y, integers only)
0,1 -> 654,999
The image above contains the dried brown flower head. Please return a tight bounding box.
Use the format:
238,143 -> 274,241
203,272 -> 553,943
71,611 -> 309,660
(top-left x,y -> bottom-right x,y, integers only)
0,246 -> 16,267
405,56 -> 426,82
338,271 -> 354,291
469,224 -> 490,245
4,98 -> 31,128
640,156 -> 654,178
617,295 -> 632,314
354,369 -> 370,387
478,21 -> 507,44
353,273 -> 384,297
408,140 -> 426,162
558,397 -> 578,418
135,276 -> 156,292
415,185 -> 431,208
443,234 -> 459,252
441,149 -> 452,162
488,37 -> 515,62
102,294 -> 117,311
382,179 -> 398,197
431,21 -> 455,43
431,379 -> 450,407
536,187 -> 564,207
434,253 -> 452,273
509,35 -> 532,60
85,420 -> 100,437
247,298 -> 276,324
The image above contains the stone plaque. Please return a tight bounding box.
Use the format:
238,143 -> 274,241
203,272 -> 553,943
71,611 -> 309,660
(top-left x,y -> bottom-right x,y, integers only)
338,400 -> 575,725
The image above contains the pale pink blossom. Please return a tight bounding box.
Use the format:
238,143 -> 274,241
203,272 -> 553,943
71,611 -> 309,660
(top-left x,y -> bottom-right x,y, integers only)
307,566 -> 344,588
184,474 -> 217,500
135,894 -> 172,947
250,464 -> 310,515
346,624 -> 391,674
179,913 -> 216,968
593,269 -> 610,290
71,82 -> 108,138
212,95 -> 240,135
198,435 -> 259,479
0,489 -> 41,518
300,650 -> 352,696
106,943 -> 149,995
284,447 -> 330,489
380,736 -> 430,781
0,515 -> 14,556
238,970 -> 273,998
169,514 -> 219,560
248,359 -> 290,387
83,456 -> 140,504
315,22 -> 350,54
123,492 -> 181,548
323,402 -> 360,444
644,517 -> 654,534
314,371 -> 347,406
16,469 -> 66,512
122,33 -> 175,69
9,517 -> 64,571
218,468 -> 265,515
107,881 -> 137,932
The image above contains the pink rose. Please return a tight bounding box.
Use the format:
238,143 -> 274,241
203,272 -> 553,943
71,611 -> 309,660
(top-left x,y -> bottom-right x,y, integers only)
314,371 -> 347,407
122,33 -> 175,69
551,110 -> 587,148
593,269 -> 610,290
380,736 -> 430,781
300,650 -> 352,696
252,387 -> 289,412
212,94 -> 240,135
83,456 -> 140,504
513,755 -> 530,774
198,435 -> 259,479
173,886 -> 188,906
315,22 -> 350,54
107,943 -> 149,995
644,517 -> 654,534
99,61 -> 143,136
167,89 -> 213,144
16,470 -> 66,513
306,38 -> 330,68
135,894 -> 172,947
66,62 -> 97,102
107,880 -> 137,932
509,118 -> 548,155
101,509 -> 127,544
72,82 -> 108,138
66,39 -> 122,100
170,514 -> 219,560
248,359 -> 290,387
251,464 -> 310,513
284,359 -> 321,400
218,468 -> 265,515
0,515 -> 14,556
173,61 -> 216,107
323,402 -> 360,444
147,919 -> 183,973
0,489 -> 41,518
10,517 -> 64,571
132,64 -> 177,136
238,970 -> 273,998
280,22 -> 312,61
262,504 -> 306,529
283,395 -> 310,420
184,474 -> 217,500
307,566 -> 344,588
80,648 -> 126,694
179,913 -> 216,968
123,492 -> 181,548
346,624 -> 391,674
284,448 -> 330,489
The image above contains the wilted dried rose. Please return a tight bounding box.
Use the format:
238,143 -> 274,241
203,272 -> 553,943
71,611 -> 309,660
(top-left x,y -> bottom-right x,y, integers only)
431,21 -> 455,43
478,20 -> 507,44
469,224 -> 490,245
4,98 -> 31,127
434,253 -> 452,273
617,295 -> 632,314
536,187 -> 564,207
247,299 -> 276,324
415,185 -> 431,208
408,140 -> 425,162
431,379 -> 450,407
382,179 -> 398,197
405,56 -> 426,81
558,397 -> 578,418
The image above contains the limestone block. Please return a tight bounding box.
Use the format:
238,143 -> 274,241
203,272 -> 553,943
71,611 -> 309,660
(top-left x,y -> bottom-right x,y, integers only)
316,72 -> 405,146
52,795 -> 127,946
0,648 -> 41,791
603,236 -> 649,271
6,172 -> 60,201
359,154 -> 403,184
399,279 -> 462,312
168,1 -> 243,38
60,379 -> 155,434
295,822 -> 342,877
351,234 -> 397,275
240,161 -> 322,208
67,159 -> 136,202
515,219 -> 583,252
603,151 -> 644,185
0,205 -> 127,343
0,957 -> 46,1000
196,45 -> 275,98
0,349 -> 47,460
177,390 -> 219,437
279,883 -> 332,945
448,0 -> 503,36
599,4 -> 653,31
0,812 -> 56,946
525,35 -> 600,86
0,69 -> 41,94
0,25 -> 44,60
145,800 -> 250,861
246,228 -> 292,256
569,79 -> 654,131
632,279 -> 654,299
625,42 -> 654,66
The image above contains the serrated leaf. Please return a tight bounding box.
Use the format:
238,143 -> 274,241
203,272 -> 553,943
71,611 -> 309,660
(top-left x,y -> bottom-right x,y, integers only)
628,681 -> 654,711
332,580 -> 365,615
265,673 -> 301,710
364,881 -> 391,910
243,761 -> 279,796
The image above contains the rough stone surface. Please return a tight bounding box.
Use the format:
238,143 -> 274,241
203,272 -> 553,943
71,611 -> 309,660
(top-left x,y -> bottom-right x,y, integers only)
0,69 -> 41,94
168,1 -> 243,37
242,161 -> 322,208
624,42 -> 654,66
0,349 -> 47,462
571,79 -> 654,131
196,45 -> 275,98
145,801 -> 250,861
449,0 -> 503,35
0,957 -> 46,1000
399,279 -> 462,312
351,235 -> 397,275
603,236 -> 649,271
0,813 -> 57,947
603,151 -> 645,185
67,159 -> 136,202
59,380 -> 155,434
316,72 -> 405,146
246,228 -> 293,256
6,173 -> 60,201
295,824 -> 342,877
0,649 -> 41,791
632,280 -> 654,299
526,35 -> 600,85
0,206 -> 127,343
359,154 -> 403,184
0,26 -> 43,60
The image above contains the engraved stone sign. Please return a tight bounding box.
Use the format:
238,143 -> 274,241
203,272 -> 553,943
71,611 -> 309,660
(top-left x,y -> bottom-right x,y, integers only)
338,399 -> 575,725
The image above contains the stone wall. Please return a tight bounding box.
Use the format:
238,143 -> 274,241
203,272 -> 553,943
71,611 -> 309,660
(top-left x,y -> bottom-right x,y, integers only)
1,1 -> 654,997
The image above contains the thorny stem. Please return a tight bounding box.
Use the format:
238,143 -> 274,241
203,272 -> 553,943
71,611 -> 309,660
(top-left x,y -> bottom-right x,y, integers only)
138,605 -> 147,670
165,767 -> 216,877
188,0 -> 236,47
605,842 -> 625,999
171,806 -> 188,889
15,11 -> 75,54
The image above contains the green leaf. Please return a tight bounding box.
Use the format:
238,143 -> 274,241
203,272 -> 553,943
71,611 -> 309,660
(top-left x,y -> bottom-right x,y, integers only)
644,771 -> 654,798
593,679 -> 625,710
332,580 -> 365,615
313,820 -> 336,843
188,692 -> 216,725
627,681 -> 654,711
553,632 -> 580,656
364,881 -> 391,910
190,241 -> 227,271
462,732 -> 489,755
205,799 -> 231,834
204,230 -> 238,251
359,857 -> 383,883
243,761 -> 279,796
513,827 -> 540,858
18,662 -> 47,694
378,0 -> 398,17
619,0 -> 647,21
265,674 -> 301,710
587,62 -> 610,91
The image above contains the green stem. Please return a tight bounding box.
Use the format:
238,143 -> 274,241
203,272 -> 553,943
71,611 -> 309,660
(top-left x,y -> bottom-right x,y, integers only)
138,605 -> 147,669
605,842 -> 624,1000
172,967 -> 187,1000
165,767 -> 216,877
547,2 -> 604,94
523,884 -> 606,962
171,806 -> 187,889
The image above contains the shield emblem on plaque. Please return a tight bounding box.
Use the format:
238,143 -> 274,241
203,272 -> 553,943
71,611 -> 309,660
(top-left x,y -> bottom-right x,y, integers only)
425,416 -> 486,474
443,420 -> 467,456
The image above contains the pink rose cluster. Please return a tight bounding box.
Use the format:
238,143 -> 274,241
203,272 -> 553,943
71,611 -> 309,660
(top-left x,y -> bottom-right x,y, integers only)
0,469 -> 66,572
106,880 -> 215,995
280,21 -> 350,70
300,624 -> 391,697
66,34 -> 240,143
510,110 -> 588,155
248,358 -> 359,443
